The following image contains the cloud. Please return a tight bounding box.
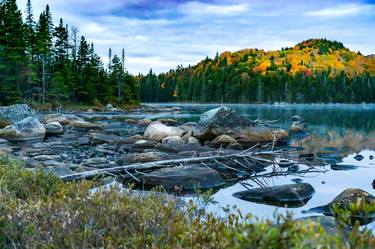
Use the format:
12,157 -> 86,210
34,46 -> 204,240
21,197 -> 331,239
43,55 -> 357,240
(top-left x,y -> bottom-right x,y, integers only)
179,1 -> 250,16
305,3 -> 375,17
16,0 -> 375,74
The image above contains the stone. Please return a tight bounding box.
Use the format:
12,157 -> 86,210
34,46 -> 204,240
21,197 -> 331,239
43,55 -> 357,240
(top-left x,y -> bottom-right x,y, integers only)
130,165 -> 225,192
44,121 -> 64,136
188,136 -> 201,145
84,157 -> 110,166
129,139 -> 157,152
116,134 -> 143,146
233,183 -> 315,208
193,107 -> 289,145
117,152 -> 170,165
0,117 -> 46,142
354,154 -> 364,161
0,138 -> 8,144
305,188 -> 375,225
105,103 -> 114,110
209,135 -> 237,148
291,115 -> 304,123
138,118 -> 152,126
0,104 -> 36,127
162,136 -> 185,144
227,143 -> 243,150
157,118 -> 178,126
144,121 -> 185,142
288,122 -> 309,137
68,120 -> 102,130
330,164 -> 358,171
89,132 -> 120,145
42,113 -> 83,125
33,155 -> 62,161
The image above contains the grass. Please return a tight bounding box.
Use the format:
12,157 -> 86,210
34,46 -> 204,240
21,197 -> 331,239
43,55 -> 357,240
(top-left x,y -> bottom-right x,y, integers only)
0,153 -> 374,248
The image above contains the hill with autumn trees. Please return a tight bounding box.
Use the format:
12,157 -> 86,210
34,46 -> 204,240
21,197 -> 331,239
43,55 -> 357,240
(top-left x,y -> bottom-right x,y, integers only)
140,39 -> 375,103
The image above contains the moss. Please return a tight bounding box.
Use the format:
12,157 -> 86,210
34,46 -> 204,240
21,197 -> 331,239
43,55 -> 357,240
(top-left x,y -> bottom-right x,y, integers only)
0,153 -> 373,248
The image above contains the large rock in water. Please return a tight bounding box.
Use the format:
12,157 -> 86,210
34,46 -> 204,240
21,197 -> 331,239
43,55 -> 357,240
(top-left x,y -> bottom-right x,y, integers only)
233,183 -> 315,208
0,104 -> 36,127
305,188 -> 375,224
193,107 -> 288,145
0,117 -> 46,142
144,121 -> 185,142
129,165 -> 225,192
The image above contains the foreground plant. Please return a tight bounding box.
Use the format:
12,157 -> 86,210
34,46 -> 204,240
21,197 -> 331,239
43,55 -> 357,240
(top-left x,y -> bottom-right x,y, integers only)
0,154 -> 373,248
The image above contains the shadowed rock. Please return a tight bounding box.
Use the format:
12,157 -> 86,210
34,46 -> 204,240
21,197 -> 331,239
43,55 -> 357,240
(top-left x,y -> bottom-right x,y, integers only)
233,183 -> 315,208
0,104 -> 36,127
193,107 -> 289,145
304,188 -> 375,225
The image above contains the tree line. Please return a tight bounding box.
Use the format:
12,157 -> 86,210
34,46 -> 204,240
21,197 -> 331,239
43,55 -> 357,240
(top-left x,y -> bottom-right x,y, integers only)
140,40 -> 375,103
0,0 -> 139,106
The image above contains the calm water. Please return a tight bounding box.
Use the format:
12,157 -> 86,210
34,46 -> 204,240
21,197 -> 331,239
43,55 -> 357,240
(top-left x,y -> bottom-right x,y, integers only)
141,103 -> 375,226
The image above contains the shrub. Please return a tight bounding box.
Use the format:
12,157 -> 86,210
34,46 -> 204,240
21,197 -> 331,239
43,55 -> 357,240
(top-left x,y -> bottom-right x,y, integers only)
0,154 -> 373,248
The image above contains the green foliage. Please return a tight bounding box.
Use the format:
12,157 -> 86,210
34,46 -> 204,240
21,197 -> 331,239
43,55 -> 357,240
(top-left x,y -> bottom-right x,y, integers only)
0,0 -> 139,107
0,154 -> 373,248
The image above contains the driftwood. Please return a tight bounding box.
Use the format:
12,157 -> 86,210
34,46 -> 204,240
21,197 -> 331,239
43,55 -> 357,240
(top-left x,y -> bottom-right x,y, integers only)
60,147 -> 325,182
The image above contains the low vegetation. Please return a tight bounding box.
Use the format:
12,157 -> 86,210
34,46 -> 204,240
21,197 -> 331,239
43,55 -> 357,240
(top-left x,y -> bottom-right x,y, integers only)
0,153 -> 374,248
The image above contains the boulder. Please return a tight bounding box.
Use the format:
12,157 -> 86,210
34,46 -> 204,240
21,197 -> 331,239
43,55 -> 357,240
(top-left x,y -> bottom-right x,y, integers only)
233,183 -> 315,208
193,107 -> 288,145
130,165 -> 226,192
162,136 -> 185,144
305,188 -> 375,225
0,117 -> 46,142
289,122 -> 309,137
129,139 -> 157,152
0,104 -> 36,127
117,152 -> 169,165
89,132 -> 120,145
157,118 -> 178,126
42,114 -> 83,125
44,121 -> 64,136
144,121 -> 185,142
138,118 -> 152,126
209,135 -> 237,148
105,103 -> 114,110
188,136 -> 201,145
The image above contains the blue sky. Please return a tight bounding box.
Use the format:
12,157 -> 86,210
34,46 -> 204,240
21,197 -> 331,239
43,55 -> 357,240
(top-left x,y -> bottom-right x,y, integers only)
17,0 -> 375,74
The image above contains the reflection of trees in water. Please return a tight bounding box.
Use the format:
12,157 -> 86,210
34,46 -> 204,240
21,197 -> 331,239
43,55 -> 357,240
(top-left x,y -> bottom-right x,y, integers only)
291,130 -> 375,155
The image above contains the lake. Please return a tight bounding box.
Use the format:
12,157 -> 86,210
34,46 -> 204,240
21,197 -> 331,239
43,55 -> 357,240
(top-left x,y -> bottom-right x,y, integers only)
139,103 -> 375,226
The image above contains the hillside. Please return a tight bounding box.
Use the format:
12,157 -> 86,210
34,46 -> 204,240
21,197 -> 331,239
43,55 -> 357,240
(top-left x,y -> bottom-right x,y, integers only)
140,39 -> 375,103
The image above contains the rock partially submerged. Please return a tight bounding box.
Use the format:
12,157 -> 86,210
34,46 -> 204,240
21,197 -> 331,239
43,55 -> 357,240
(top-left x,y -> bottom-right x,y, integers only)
128,165 -> 226,192
0,117 -> 46,142
233,183 -> 315,208
0,104 -> 36,127
305,188 -> 375,225
193,107 -> 288,146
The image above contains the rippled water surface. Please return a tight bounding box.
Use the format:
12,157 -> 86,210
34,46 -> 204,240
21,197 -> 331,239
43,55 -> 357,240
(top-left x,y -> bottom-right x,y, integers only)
140,103 -> 375,225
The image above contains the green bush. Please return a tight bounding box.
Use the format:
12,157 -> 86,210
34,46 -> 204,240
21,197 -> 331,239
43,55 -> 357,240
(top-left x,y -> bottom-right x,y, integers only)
0,154 -> 374,248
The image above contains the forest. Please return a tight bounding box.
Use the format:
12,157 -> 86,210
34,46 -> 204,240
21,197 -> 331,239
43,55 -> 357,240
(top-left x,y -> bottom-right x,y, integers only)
140,39 -> 375,103
0,0 -> 139,107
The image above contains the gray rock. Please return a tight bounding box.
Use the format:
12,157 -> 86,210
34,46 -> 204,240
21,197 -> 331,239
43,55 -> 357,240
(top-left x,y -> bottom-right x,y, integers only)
233,183 -> 315,208
33,155 -> 62,161
162,136 -> 185,144
138,118 -> 152,126
116,135 -> 143,145
89,132 -> 120,145
0,104 -> 36,127
84,157 -> 109,166
105,103 -> 114,110
209,135 -> 237,148
0,117 -> 46,142
45,121 -> 64,136
305,188 -> 375,225
188,136 -> 201,145
129,165 -> 226,192
42,113 -> 83,125
68,120 -> 102,130
117,152 -> 170,165
193,107 -> 289,145
144,121 -> 185,142
129,139 -> 157,152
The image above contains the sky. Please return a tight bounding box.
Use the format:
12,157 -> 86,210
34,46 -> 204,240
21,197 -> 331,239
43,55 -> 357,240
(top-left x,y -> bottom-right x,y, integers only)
17,0 -> 375,74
